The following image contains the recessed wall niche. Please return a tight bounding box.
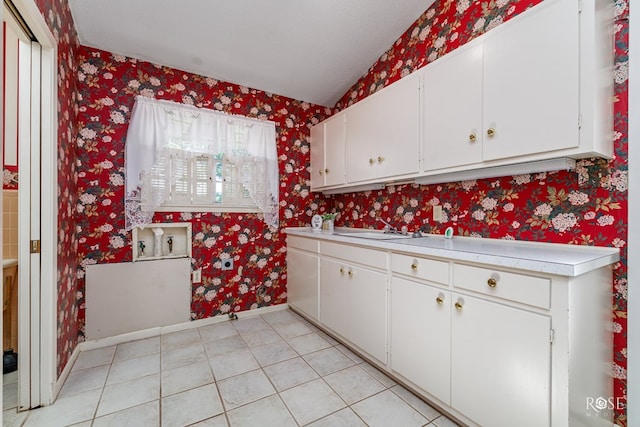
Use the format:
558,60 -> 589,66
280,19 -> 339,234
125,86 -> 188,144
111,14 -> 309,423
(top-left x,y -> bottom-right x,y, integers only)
131,222 -> 192,262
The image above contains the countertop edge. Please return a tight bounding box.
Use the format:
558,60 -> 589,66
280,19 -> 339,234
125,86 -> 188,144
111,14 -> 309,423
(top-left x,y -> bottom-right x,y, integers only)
284,227 -> 620,277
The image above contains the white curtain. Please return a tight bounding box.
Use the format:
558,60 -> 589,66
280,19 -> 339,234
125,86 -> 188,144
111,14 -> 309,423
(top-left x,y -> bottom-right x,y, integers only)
124,96 -> 278,230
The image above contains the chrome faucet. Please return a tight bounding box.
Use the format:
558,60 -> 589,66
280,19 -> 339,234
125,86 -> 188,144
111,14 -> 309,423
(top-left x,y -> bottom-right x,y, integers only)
377,218 -> 401,234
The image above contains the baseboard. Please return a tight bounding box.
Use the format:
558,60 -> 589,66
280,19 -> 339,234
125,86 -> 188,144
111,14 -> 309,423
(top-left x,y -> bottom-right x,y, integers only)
80,303 -> 289,351
53,344 -> 82,399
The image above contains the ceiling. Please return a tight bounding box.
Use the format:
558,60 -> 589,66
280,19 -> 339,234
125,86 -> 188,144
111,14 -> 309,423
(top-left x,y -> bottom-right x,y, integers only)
68,0 -> 433,107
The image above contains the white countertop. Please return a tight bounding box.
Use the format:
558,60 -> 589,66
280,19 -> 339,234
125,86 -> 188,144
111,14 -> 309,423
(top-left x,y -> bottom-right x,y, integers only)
285,227 -> 620,277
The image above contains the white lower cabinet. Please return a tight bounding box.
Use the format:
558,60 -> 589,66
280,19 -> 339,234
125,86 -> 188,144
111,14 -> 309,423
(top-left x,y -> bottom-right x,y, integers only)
320,257 -> 388,364
390,277 -> 451,404
391,274 -> 550,427
286,236 -> 319,321
319,243 -> 388,364
451,293 -> 551,427
319,258 -> 351,335
287,233 -> 615,427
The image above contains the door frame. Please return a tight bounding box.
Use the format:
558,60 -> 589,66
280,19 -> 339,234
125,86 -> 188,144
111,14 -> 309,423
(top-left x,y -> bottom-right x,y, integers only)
628,4 -> 638,424
3,0 -> 57,409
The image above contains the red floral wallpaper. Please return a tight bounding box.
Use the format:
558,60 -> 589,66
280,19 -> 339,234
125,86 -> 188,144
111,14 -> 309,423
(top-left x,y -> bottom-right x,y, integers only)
2,167 -> 18,190
330,0 -> 630,424
74,47 -> 330,335
32,0 -> 80,376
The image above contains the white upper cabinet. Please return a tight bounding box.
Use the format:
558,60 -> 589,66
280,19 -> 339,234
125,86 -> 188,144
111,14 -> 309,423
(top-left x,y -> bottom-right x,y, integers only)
346,72 -> 420,183
482,0 -> 580,161
344,95 -> 378,182
324,114 -> 347,187
310,112 -> 346,190
311,0 -> 612,191
422,0 -> 612,175
319,244 -> 388,363
309,121 -> 325,189
423,42 -> 484,171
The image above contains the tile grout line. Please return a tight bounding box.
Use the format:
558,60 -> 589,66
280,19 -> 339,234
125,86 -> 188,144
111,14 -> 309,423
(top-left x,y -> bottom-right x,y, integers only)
275,313 -> 380,424
231,315 -> 301,425
89,347 -> 116,425
266,318 -> 340,426
158,337 -> 163,427
227,313 -> 328,426
267,312 -> 443,426
260,312 -> 379,426
59,309 -> 456,426
259,312 -> 343,427
197,322 -> 231,426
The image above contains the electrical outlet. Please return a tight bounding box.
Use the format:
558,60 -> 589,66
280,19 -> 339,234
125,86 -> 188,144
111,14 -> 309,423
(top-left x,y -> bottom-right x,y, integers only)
433,205 -> 443,221
192,268 -> 202,283
221,258 -> 234,271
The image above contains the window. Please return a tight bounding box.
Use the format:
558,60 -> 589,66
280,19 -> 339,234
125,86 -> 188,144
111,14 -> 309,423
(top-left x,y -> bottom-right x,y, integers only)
125,96 -> 278,230
154,152 -> 259,212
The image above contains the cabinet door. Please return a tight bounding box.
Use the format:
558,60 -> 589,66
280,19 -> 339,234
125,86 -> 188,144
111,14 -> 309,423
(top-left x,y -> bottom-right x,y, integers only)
346,74 -> 420,183
390,277 -> 450,404
423,43 -> 483,171
482,0 -> 579,161
451,294 -> 551,427
324,114 -> 346,187
346,264 -> 387,363
310,122 -> 325,189
319,258 -> 350,334
287,248 -> 319,321
320,257 -> 387,363
345,96 -> 379,183
372,73 -> 420,179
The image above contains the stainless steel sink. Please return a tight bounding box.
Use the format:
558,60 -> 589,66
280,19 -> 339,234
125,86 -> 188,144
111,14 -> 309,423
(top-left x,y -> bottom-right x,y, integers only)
333,231 -> 413,240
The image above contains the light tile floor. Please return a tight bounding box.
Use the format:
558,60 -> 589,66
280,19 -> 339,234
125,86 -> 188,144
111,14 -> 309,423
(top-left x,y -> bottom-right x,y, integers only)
2,309 -> 461,426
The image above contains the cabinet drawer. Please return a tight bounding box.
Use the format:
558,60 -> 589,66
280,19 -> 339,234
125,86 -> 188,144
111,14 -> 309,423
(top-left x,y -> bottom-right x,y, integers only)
453,263 -> 550,309
287,236 -> 319,253
391,253 -> 449,285
320,241 -> 387,269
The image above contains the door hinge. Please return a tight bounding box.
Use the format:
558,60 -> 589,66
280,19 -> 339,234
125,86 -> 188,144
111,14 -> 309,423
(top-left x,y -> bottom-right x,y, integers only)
550,329 -> 555,344
30,240 -> 41,254
578,114 -> 582,129
578,0 -> 582,13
